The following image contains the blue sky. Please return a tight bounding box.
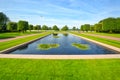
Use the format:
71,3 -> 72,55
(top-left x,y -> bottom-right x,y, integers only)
0,0 -> 120,28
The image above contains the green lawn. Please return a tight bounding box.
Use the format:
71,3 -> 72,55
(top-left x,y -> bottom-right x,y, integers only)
85,32 -> 120,38
0,58 -> 120,80
0,32 -> 51,51
0,31 -> 43,39
70,32 -> 120,48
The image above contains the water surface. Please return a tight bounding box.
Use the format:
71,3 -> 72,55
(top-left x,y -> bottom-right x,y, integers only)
10,34 -> 117,55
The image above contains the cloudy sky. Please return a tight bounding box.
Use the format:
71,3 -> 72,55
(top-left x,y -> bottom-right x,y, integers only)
0,0 -> 120,28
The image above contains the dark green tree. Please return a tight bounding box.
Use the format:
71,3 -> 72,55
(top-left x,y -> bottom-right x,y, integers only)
94,23 -> 102,32
0,12 -> 10,31
29,24 -> 33,32
72,26 -> 76,31
7,22 -> 17,32
84,24 -> 90,32
61,25 -> 69,31
52,25 -> 59,31
80,25 -> 84,32
90,25 -> 94,32
115,18 -> 120,33
42,25 -> 48,30
17,20 -> 29,32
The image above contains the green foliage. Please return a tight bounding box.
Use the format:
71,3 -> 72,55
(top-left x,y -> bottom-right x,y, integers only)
61,25 -> 69,31
7,22 -> 17,31
0,12 -> 9,31
29,24 -> 33,31
102,17 -> 116,33
37,44 -> 60,50
94,23 -> 102,32
90,25 -> 94,31
72,26 -> 76,30
52,25 -> 59,31
17,20 -> 29,32
116,18 -> 120,33
80,24 -> 90,32
72,43 -> 89,50
42,25 -> 48,30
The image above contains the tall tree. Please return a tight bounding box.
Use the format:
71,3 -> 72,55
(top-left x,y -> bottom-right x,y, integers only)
90,25 -> 94,32
0,12 -> 10,31
102,17 -> 116,33
72,26 -> 76,31
94,23 -> 102,32
7,22 -> 17,32
61,25 -> 69,31
115,18 -> 120,33
80,25 -> 84,32
29,24 -> 33,32
84,24 -> 90,32
17,20 -> 28,33
52,25 -> 59,31
42,25 -> 48,30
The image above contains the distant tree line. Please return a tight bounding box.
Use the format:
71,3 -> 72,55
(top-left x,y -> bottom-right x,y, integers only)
80,17 -> 120,33
0,12 -> 70,33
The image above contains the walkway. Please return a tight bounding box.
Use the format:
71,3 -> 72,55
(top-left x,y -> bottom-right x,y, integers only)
0,34 -> 39,42
82,33 -> 120,41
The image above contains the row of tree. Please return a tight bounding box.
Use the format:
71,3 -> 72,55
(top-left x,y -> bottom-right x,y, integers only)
80,17 -> 120,33
0,12 -> 69,32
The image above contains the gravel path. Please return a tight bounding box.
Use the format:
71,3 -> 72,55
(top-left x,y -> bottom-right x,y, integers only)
82,33 -> 120,41
0,34 -> 39,42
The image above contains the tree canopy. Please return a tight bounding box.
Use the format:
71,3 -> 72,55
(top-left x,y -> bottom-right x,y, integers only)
61,25 -> 69,31
52,25 -> 59,31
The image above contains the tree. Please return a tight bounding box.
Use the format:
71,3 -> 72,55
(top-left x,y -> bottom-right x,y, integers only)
94,23 -> 102,32
115,18 -> 120,33
61,25 -> 69,31
90,25 -> 94,32
80,25 -> 84,32
35,25 -> 41,32
17,20 -> 29,32
29,24 -> 33,32
48,27 -> 52,30
42,25 -> 48,30
102,17 -> 116,33
84,24 -> 90,32
72,26 -> 76,31
0,12 -> 10,31
7,22 -> 17,32
52,25 -> 59,31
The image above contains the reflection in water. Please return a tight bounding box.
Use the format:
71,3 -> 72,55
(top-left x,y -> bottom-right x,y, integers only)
63,33 -> 68,36
18,45 -> 28,50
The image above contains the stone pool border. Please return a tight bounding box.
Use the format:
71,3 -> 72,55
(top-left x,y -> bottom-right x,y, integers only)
0,34 -> 51,54
0,54 -> 120,59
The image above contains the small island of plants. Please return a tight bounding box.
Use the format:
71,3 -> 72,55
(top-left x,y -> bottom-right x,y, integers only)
72,43 -> 89,50
37,44 -> 60,50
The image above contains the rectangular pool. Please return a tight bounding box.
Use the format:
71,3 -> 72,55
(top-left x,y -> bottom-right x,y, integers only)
9,33 -> 118,55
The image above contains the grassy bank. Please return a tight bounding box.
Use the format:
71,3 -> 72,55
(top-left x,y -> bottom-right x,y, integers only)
70,32 -> 120,48
0,58 -> 120,80
0,32 -> 51,51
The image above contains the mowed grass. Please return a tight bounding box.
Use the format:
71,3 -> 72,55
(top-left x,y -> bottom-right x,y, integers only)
85,32 -> 120,38
0,32 -> 51,51
0,31 -> 41,39
70,32 -> 120,48
0,58 -> 120,80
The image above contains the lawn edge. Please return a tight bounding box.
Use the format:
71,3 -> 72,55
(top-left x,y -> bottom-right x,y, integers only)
70,33 -> 120,53
0,33 -> 51,54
